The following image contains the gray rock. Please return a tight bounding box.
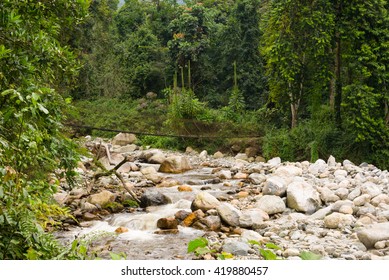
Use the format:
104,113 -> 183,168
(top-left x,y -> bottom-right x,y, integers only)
217,170 -> 232,180
324,213 -> 355,229
319,187 -> 340,204
287,181 -> 321,213
240,229 -> 264,242
201,215 -> 221,231
248,173 -> 266,185
88,190 -> 115,206
235,153 -> 248,161
222,239 -> 250,256
263,176 -> 287,196
114,144 -> 138,153
140,190 -> 171,208
357,222 -> 389,249
217,202 -> 242,227
309,206 -> 332,220
112,133 -> 137,146
239,209 -> 267,229
191,191 -> 221,211
255,195 -> 286,215
158,156 -> 192,173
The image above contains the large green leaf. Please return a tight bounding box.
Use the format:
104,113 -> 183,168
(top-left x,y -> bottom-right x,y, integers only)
187,237 -> 208,253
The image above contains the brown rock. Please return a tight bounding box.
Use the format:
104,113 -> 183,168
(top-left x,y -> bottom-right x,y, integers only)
178,185 -> 193,192
154,229 -> 179,235
115,227 -> 129,234
157,217 -> 178,229
158,156 -> 192,173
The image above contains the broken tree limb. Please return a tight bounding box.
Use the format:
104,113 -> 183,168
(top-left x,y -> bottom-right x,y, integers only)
93,155 -> 140,204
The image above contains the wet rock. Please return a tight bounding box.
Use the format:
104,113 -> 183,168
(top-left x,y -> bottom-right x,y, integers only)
115,227 -> 129,234
154,229 -> 179,235
324,213 -> 355,229
175,210 -> 191,221
140,190 -> 171,208
88,190 -> 115,207
157,217 -> 178,229
263,176 -> 287,196
222,239 -> 250,256
182,210 -> 204,227
357,222 -> 389,249
217,203 -> 242,227
287,181 -> 321,213
112,133 -> 137,146
82,212 -> 99,221
177,185 -> 193,192
217,170 -> 232,180
191,191 -> 221,211
158,156 -> 192,173
255,195 -> 286,215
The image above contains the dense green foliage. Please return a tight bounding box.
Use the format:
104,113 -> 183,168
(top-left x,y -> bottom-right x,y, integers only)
0,0 -> 89,259
70,0 -> 389,169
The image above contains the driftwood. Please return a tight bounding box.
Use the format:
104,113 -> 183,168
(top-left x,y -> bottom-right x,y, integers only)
93,155 -> 140,204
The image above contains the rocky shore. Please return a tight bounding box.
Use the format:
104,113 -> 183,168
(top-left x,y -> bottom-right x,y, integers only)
55,133 -> 389,260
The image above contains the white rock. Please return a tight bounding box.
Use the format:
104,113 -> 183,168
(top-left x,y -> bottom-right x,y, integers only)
324,213 -> 355,229
274,165 -> 303,177
287,181 -> 322,213
283,248 -> 300,258
371,194 -> 389,206
353,194 -> 371,206
308,159 -> 327,175
112,133 -> 137,146
192,191 -> 221,211
239,209 -> 267,229
319,187 -> 340,203
327,155 -> 337,167
240,229 -> 264,242
335,187 -> 349,200
255,195 -> 286,215
361,182 -> 382,198
235,153 -> 248,161
334,169 -> 348,178
199,150 -> 208,159
267,157 -> 281,167
348,187 -> 361,201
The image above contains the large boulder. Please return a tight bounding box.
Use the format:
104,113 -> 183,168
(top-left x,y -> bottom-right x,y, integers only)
140,190 -> 171,208
255,195 -> 286,215
217,202 -> 242,227
158,156 -> 192,173
191,191 -> 221,211
287,181 -> 321,213
357,222 -> 389,249
88,190 -> 115,206
112,133 -> 137,146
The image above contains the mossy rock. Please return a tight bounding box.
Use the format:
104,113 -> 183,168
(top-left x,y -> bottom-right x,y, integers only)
122,199 -> 139,208
102,201 -> 124,213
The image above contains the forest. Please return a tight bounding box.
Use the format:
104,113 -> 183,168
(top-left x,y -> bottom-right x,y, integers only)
0,0 -> 389,259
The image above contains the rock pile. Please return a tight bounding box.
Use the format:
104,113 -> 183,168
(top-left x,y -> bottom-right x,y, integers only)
56,133 -> 389,260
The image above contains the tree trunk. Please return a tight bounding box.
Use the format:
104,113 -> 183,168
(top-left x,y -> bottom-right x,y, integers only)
334,1 -> 343,128
291,102 -> 298,128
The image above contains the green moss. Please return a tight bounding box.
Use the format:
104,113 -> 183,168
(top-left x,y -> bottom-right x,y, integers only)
121,199 -> 139,208
102,202 -> 124,213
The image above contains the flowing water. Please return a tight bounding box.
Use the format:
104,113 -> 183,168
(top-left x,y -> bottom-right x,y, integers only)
56,167 -> 239,259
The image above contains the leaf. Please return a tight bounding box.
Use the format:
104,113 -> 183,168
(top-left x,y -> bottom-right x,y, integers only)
38,103 -> 49,114
300,251 -> 322,260
265,242 -> 281,250
187,237 -> 208,253
248,240 -> 261,246
259,249 -> 278,260
195,246 -> 211,256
